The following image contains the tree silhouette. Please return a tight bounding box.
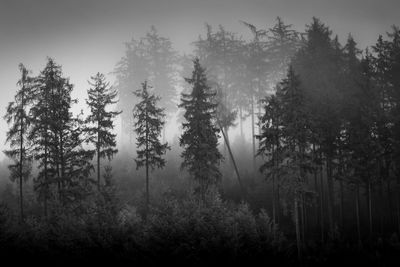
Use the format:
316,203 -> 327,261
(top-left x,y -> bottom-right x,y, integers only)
3,63 -> 33,222
179,58 -> 222,201
133,81 -> 170,212
85,73 -> 121,190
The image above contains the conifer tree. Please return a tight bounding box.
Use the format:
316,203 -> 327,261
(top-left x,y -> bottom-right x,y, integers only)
3,64 -> 33,222
179,58 -> 222,201
29,58 -> 63,215
292,17 -> 344,237
257,93 -> 283,228
30,58 -> 93,213
258,66 -> 312,259
85,73 -> 121,190
133,81 -> 170,211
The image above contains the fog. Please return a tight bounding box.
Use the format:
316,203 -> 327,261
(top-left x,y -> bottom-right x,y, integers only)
1,0 -> 400,265
1,0 -> 399,156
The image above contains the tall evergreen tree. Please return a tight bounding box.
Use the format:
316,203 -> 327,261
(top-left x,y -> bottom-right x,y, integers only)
257,93 -> 283,228
133,81 -> 170,211
259,66 -> 312,259
29,58 -> 63,215
85,73 -> 121,190
3,64 -> 33,222
292,17 -> 344,237
179,58 -> 223,200
30,58 -> 93,214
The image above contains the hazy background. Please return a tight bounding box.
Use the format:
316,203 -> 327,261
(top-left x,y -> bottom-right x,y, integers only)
1,0 -> 399,158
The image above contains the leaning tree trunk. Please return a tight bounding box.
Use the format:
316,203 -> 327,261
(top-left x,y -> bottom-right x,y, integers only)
220,124 -> 245,199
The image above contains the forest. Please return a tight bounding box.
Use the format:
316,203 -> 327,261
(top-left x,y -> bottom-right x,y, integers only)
1,16 -> 400,266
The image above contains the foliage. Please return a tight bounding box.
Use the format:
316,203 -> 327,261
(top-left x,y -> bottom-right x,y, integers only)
179,58 -> 223,198
133,81 -> 170,171
85,72 -> 121,188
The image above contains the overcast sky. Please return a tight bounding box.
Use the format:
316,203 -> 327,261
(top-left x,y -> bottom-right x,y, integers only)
1,0 -> 399,157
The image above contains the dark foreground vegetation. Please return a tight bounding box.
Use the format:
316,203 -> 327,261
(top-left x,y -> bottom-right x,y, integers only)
1,192 -> 400,266
1,16 -> 400,266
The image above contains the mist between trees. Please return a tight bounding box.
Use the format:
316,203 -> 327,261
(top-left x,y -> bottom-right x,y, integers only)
1,17 -> 400,265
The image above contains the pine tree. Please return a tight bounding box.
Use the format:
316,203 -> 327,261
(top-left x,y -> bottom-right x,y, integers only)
258,66 -> 312,259
257,93 -> 283,229
85,73 -> 121,190
30,58 -> 93,214
29,58 -> 63,215
179,58 -> 222,201
292,17 -> 344,237
280,66 -> 312,259
133,81 -> 170,211
3,64 -> 33,222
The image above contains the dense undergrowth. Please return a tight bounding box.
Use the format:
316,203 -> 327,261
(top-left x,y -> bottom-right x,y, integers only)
0,191 -> 399,266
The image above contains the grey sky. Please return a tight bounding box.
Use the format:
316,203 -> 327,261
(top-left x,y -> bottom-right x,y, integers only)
0,0 -> 399,157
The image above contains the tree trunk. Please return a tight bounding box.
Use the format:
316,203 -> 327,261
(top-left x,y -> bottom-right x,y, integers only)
314,168 -> 319,239
272,145 -> 276,227
295,196 -> 302,261
56,135 -> 61,202
367,180 -> 373,238
272,173 -> 276,225
379,178 -> 384,235
356,183 -> 361,244
277,183 -> 281,225
145,111 -> 150,215
320,164 -> 325,243
146,156 -> 149,213
19,94 -> 24,222
44,144 -> 48,218
340,179 -> 344,230
97,145 -> 101,190
397,172 -> 400,234
97,121 -> 101,190
220,124 -> 245,199
326,157 -> 335,237
387,179 -> 393,230
301,193 -> 306,243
